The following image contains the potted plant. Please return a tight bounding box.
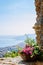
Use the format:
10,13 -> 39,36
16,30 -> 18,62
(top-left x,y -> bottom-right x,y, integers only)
19,36 -> 40,61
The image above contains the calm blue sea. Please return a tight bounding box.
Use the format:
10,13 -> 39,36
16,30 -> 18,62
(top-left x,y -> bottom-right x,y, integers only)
0,34 -> 36,48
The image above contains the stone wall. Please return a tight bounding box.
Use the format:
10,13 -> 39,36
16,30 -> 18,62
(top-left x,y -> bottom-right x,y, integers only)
33,0 -> 43,50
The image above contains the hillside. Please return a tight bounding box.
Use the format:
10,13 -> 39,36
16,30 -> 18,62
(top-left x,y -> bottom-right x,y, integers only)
0,42 -> 25,57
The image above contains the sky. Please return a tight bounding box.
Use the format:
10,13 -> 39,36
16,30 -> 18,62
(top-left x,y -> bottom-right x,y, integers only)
0,0 -> 36,35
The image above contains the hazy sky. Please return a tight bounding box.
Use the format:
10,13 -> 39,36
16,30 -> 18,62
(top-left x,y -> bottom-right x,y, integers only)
0,0 -> 36,35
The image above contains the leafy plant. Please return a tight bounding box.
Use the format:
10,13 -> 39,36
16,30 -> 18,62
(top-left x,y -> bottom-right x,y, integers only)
20,44 -> 40,58
4,51 -> 19,58
20,36 -> 40,58
24,35 -> 37,46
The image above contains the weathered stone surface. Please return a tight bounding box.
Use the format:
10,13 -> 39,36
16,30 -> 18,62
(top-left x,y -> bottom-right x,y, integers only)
0,56 -> 43,65
33,0 -> 43,50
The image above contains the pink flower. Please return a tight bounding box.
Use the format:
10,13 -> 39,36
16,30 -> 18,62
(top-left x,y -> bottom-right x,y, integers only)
21,46 -> 34,55
29,51 -> 32,55
26,47 -> 31,51
22,49 -> 26,53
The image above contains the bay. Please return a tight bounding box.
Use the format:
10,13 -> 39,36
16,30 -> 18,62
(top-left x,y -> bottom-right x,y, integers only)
0,34 -> 36,48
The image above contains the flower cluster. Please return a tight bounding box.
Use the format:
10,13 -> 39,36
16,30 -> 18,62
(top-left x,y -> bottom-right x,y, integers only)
20,44 -> 40,58
22,45 -> 34,56
20,37 -> 40,59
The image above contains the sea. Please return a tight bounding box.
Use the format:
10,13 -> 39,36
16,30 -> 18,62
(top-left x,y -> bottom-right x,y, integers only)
0,34 -> 36,48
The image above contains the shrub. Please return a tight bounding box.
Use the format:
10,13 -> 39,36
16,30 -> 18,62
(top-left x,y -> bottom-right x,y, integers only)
4,51 -> 19,58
